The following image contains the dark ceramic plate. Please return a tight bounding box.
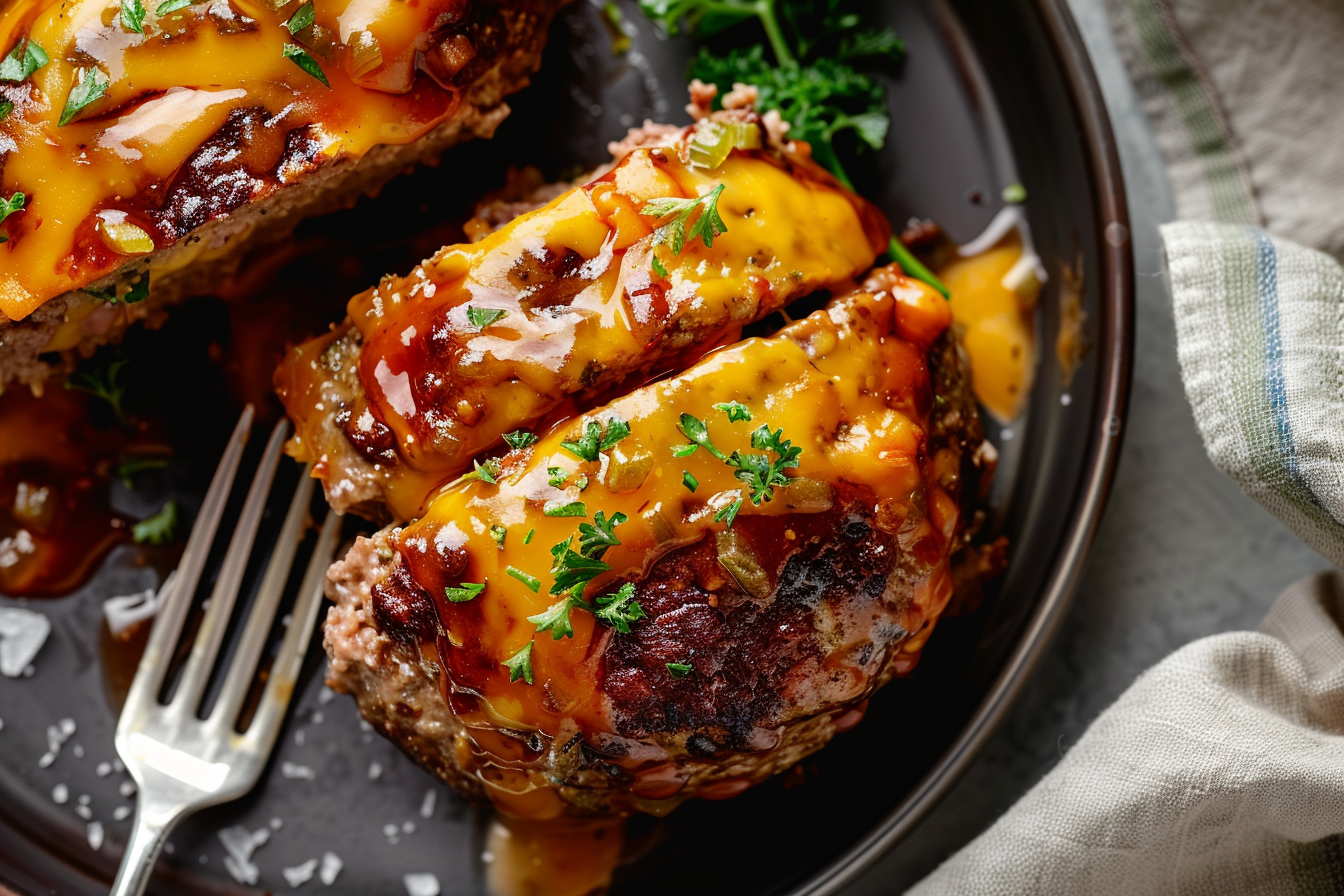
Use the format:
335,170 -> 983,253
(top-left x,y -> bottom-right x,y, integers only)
0,0 -> 1131,893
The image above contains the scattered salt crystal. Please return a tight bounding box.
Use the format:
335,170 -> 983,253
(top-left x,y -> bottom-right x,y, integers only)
199,855 -> 208,865
102,572 -> 177,637
71,744 -> 84,759
75,805 -> 92,820
58,718 -> 75,737
367,762 -> 383,781
281,762 -> 316,780
119,781 -> 136,798
419,790 -> 436,819
0,603 -> 48,677
78,794 -> 90,806
311,712 -> 324,725
283,858 -> 319,888
164,842 -> 174,854
95,762 -> 112,777
113,806 -> 132,821
112,758 -> 124,773
358,720 -> 373,733
383,824 -> 399,838
318,688 -> 335,705
295,729 -> 306,746
319,852 -> 342,885
38,752 -> 55,768
87,821 -> 104,851
402,821 -> 415,835
51,784 -> 68,804
22,665 -> 34,677
218,826 -> 270,886
270,817 -> 283,830
388,836 -> 400,845
0,717 -> 5,731
403,873 -> 441,896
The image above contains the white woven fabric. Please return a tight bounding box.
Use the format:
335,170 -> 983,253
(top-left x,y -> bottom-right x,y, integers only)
910,572 -> 1344,895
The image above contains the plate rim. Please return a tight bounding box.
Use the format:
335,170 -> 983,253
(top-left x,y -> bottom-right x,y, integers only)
788,0 -> 1136,892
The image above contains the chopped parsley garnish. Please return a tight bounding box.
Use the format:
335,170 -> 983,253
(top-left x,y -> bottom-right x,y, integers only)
714,401 -> 753,422
59,66 -> 108,127
506,566 -> 541,593
464,458 -> 500,484
560,417 -> 631,462
674,413 -> 801,517
123,273 -> 150,304
489,525 -> 507,549
285,1 -> 315,35
715,497 -> 742,527
547,467 -> 569,488
283,43 -> 329,88
1002,183 -> 1028,204
0,38 -> 48,82
0,101 -> 10,121
502,430 -> 538,450
543,500 -> 587,518
466,305 -> 507,329
682,471 -> 698,493
66,360 -> 129,423
155,0 -> 198,14
523,528 -> 536,545
0,192 -> 25,244
651,254 -> 668,278
133,500 -> 177,546
527,595 -> 582,640
121,0 -> 147,33
666,661 -> 692,679
577,510 -> 626,558
640,0 -> 947,296
640,184 -> 727,256
116,454 -> 168,488
593,583 -> 646,634
502,641 -> 534,684
549,545 -> 609,598
444,582 -> 486,603
573,473 -> 589,491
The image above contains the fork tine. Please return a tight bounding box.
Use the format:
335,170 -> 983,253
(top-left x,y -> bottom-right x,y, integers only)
121,406 -> 255,717
172,420 -> 290,714
206,465 -> 317,731
244,507 -> 341,751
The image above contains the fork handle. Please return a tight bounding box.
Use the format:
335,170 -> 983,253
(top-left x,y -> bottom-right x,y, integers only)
109,808 -> 177,896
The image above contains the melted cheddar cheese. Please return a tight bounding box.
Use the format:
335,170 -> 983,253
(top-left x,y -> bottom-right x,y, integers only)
0,0 -> 476,320
278,137 -> 889,520
385,272 -> 957,817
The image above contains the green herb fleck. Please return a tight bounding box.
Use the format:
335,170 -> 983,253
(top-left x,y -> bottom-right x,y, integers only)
490,525 -> 507,549
66,360 -> 129,423
444,582 -> 486,603
59,66 -> 109,127
524,528 -> 536,545
116,454 -> 169,488
543,500 -> 587,518
121,0 -> 147,33
715,497 -> 743,527
502,641 -> 534,684
285,0 -> 315,35
502,430 -> 538,450
282,43 -> 329,87
123,273 -> 150,304
573,473 -> 589,491
561,417 -> 630,462
133,500 -> 177,546
506,566 -> 542,593
547,467 -> 569,489
666,661 -> 692,679
1002,183 -> 1028,204
549,547 -> 610,597
466,305 -> 507,329
577,510 -> 626,559
0,191 -> 25,244
593,582 -> 646,634
528,595 -> 582,640
0,38 -> 48,82
155,0 -> 195,14
640,183 -> 727,256
651,254 -> 668,278
0,100 -> 11,122
713,401 -> 752,422
682,471 -> 698,493
463,458 -> 500,484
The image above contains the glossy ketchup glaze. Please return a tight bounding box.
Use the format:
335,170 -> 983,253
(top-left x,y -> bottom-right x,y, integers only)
277,128 -> 891,521
364,266 -> 982,818
0,0 -> 498,320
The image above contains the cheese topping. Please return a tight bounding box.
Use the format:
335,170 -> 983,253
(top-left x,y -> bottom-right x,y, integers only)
0,0 -> 472,321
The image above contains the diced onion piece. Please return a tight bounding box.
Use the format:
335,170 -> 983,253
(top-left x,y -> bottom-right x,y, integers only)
715,530 -> 770,599
778,476 -> 833,513
604,445 -> 653,493
641,506 -> 677,546
688,120 -> 762,170
349,30 -> 383,79
99,221 -> 154,256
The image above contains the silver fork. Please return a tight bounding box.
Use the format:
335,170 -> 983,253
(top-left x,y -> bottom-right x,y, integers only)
110,406 -> 341,896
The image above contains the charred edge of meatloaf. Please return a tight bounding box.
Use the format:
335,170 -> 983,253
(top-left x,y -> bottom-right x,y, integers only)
0,0 -> 565,391
323,529 -> 488,803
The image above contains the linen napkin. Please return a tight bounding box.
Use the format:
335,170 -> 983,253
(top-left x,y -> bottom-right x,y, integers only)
909,571 -> 1344,895
1107,0 -> 1344,566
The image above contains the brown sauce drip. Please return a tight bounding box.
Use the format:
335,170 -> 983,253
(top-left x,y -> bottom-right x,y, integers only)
485,815 -> 626,896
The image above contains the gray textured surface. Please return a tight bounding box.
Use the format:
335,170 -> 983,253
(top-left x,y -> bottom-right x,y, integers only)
845,1 -> 1332,891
